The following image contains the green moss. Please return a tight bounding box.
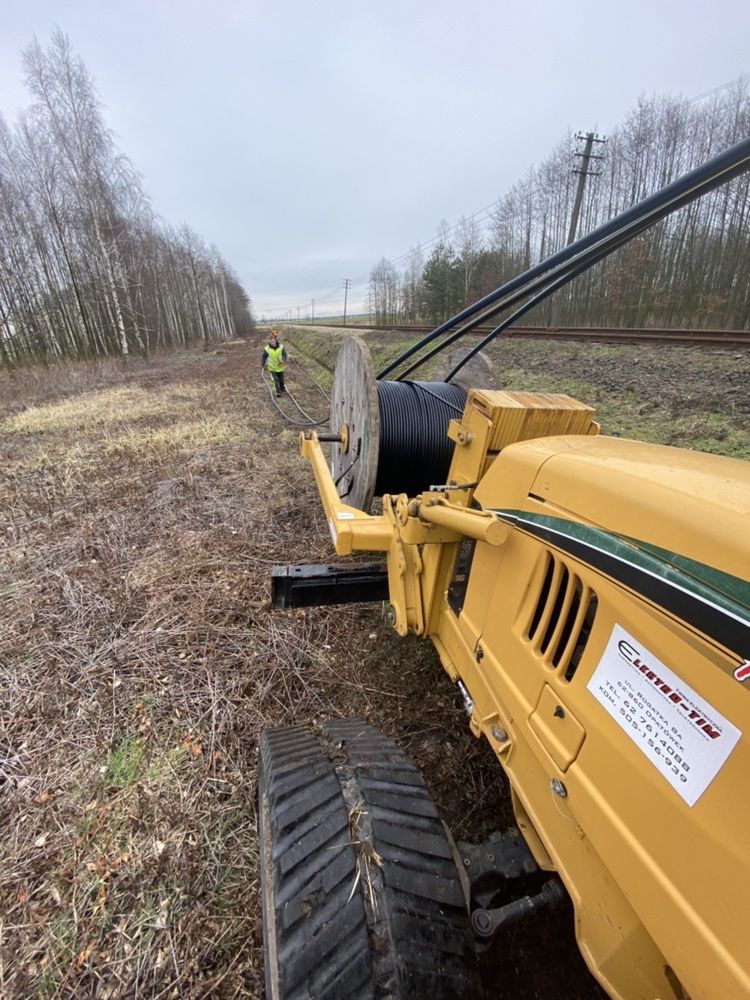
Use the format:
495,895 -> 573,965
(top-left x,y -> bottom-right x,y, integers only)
104,737 -> 145,787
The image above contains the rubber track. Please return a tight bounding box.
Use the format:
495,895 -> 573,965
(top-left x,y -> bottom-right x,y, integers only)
322,719 -> 478,997
261,726 -> 371,999
260,719 -> 480,999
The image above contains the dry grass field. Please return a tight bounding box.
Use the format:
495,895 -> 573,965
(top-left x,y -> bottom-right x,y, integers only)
1,331 -> 748,998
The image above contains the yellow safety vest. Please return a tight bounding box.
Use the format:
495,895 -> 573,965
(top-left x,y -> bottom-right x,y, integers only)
265,344 -> 285,372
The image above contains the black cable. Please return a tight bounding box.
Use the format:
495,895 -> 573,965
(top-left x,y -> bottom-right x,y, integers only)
375,380 -> 467,498
377,134 -> 750,380
290,359 -> 331,403
335,452 -> 360,488
285,385 -> 327,425
261,372 -> 327,428
404,380 -> 466,414
401,191 -> 679,382
394,306 -> 497,381
445,239 -> 620,382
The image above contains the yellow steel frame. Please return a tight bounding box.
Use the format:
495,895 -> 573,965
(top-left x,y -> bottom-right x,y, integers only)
299,390 -> 750,1000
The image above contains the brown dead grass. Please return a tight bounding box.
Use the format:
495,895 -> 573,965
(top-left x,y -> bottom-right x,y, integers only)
0,341 -> 506,998
4,331 -> 743,998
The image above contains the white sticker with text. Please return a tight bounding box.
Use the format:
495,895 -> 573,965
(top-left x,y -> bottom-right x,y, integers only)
587,624 -> 741,806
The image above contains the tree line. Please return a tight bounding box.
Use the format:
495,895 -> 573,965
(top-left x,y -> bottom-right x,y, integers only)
369,85 -> 750,330
0,31 -> 254,368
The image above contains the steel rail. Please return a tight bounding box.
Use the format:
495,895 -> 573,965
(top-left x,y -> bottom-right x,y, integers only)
289,322 -> 750,342
345,324 -> 750,347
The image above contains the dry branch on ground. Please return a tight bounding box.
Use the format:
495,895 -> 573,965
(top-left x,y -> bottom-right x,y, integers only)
1,335 -> 747,997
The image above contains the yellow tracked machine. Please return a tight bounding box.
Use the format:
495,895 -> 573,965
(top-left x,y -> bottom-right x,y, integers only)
259,138 -> 750,999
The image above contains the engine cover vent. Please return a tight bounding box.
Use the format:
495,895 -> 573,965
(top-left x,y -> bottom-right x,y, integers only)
527,551 -> 597,680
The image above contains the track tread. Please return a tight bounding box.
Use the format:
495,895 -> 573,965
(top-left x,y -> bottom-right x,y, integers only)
259,719 -> 480,999
259,728 -> 372,999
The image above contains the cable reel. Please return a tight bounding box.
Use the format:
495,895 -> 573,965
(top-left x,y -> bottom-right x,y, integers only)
329,337 -> 467,511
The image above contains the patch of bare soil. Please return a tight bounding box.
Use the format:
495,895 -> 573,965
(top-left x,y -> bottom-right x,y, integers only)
2,334 -> 744,998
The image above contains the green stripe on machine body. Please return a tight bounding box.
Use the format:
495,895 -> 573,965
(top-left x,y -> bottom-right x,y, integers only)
491,509 -> 750,664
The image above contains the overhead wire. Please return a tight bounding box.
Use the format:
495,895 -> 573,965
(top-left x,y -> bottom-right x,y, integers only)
265,200 -> 502,321
687,73 -> 748,105
264,74 -> 749,325
377,134 -> 750,381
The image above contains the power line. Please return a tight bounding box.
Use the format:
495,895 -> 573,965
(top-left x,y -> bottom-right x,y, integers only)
567,132 -> 607,246
688,72 -> 748,105
267,72 -> 749,320
343,278 -> 350,325
266,200 -> 502,319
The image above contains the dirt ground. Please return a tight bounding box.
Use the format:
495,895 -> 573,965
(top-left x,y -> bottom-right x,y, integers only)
1,331 -> 748,998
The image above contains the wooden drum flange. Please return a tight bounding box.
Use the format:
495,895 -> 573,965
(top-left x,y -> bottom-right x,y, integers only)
329,337 -> 380,512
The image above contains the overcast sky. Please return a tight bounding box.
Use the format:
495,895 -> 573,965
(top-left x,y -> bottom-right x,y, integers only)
2,1 -> 749,319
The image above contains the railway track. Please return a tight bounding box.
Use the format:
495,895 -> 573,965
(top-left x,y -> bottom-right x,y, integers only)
330,323 -> 750,348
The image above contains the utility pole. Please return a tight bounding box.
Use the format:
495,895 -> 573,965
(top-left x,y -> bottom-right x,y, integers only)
342,278 -> 351,327
311,299 -> 315,325
567,131 -> 606,245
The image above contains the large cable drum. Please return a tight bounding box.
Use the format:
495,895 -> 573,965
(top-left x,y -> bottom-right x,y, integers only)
329,337 -> 381,511
329,337 -> 467,511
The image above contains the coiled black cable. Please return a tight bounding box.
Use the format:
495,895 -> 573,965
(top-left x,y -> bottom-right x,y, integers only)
375,380 -> 467,498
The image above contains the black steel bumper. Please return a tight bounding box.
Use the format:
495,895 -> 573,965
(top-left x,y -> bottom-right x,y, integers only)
271,562 -> 389,609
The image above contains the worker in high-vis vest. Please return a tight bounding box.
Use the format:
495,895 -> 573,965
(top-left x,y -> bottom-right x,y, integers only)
261,329 -> 288,396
